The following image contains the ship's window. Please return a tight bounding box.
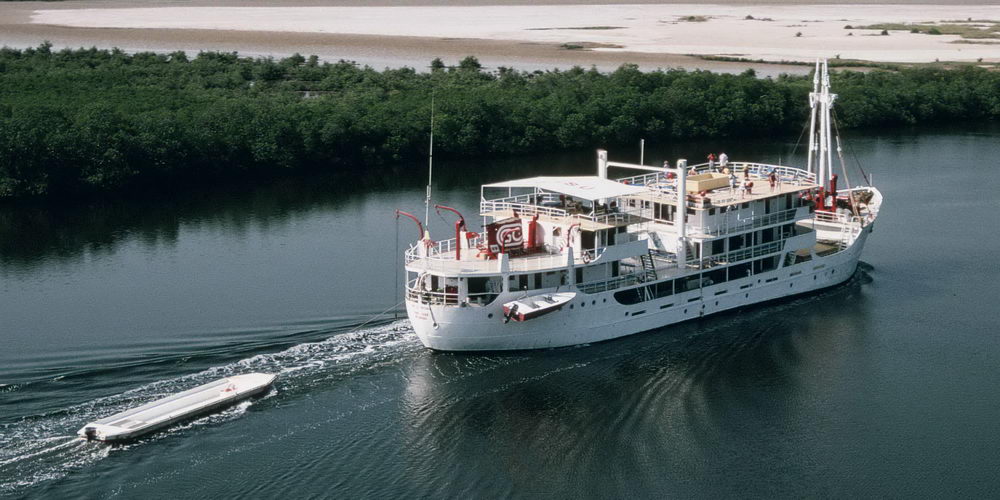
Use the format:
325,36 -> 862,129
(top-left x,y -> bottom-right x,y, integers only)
655,280 -> 673,297
613,286 -> 645,305
729,235 -> 745,251
711,239 -> 725,255
519,274 -> 528,290
488,313 -> 493,319
431,275 -> 439,291
606,229 -> 617,246
741,202 -> 750,209
762,228 -> 775,244
533,273 -> 542,289
729,262 -> 752,280
611,261 -> 620,277
705,268 -> 727,286
685,276 -> 703,291
686,208 -> 695,216
708,208 -> 716,216
575,267 -> 583,284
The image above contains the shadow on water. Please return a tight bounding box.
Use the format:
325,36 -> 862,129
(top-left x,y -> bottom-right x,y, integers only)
0,135 -> 805,271
396,270 -> 874,497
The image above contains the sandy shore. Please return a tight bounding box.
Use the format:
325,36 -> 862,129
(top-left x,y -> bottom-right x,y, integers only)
2,1 -> 999,71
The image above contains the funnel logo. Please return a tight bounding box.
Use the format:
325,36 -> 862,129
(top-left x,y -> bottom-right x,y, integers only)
498,223 -> 523,247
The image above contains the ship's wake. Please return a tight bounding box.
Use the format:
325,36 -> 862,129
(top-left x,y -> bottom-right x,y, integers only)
0,319 -> 419,495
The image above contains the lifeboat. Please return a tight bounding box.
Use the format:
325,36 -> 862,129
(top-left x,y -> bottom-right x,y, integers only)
502,292 -> 576,322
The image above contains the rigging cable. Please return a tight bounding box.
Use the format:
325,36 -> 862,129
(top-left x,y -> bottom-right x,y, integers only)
394,217 -> 400,319
788,114 -> 811,160
832,109 -> 872,185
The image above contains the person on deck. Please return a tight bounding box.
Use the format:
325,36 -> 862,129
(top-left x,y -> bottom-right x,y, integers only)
719,152 -> 729,169
707,153 -> 717,170
769,170 -> 778,192
729,171 -> 738,194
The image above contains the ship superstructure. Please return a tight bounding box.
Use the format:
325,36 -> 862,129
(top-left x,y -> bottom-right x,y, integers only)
400,60 -> 882,351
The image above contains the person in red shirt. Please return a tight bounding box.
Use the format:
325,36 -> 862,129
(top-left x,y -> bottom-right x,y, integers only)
707,153 -> 717,170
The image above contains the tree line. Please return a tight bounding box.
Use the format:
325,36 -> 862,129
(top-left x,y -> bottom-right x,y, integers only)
1,44 -> 998,199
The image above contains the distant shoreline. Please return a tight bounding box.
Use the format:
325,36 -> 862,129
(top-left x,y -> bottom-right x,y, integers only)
2,1 -> 999,72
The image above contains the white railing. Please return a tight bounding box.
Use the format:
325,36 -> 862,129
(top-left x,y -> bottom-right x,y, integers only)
479,198 -> 644,227
616,162 -> 816,186
404,239 -> 614,274
480,199 -> 569,219
693,240 -> 786,269
692,207 -> 803,236
576,272 -> 645,294
405,278 -> 499,306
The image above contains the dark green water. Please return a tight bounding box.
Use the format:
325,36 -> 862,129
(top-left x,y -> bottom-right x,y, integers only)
2,127 -> 999,498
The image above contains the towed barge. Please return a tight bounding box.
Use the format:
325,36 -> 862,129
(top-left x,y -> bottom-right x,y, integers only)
79,373 -> 276,442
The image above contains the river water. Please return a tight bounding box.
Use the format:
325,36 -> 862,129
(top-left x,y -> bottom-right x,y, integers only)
2,127 -> 999,498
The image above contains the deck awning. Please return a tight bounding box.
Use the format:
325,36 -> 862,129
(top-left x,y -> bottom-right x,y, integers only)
482,176 -> 647,201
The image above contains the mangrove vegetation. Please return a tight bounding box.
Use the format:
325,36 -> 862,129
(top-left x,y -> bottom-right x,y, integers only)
1,44 -> 999,199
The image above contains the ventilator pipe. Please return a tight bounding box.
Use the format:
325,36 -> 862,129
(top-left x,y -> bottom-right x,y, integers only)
434,204 -> 466,260
395,210 -> 425,241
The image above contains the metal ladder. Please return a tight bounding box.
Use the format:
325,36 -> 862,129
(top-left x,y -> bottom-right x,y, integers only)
638,251 -> 658,283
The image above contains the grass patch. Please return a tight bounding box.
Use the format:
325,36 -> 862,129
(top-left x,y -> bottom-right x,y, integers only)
528,26 -> 626,31
559,42 -> 624,50
678,15 -> 709,22
853,22 -> 1000,40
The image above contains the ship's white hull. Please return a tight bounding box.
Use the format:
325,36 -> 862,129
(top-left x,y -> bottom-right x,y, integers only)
407,226 -> 871,351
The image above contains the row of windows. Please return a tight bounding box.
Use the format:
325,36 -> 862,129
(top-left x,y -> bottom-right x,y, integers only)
613,256 -> 780,305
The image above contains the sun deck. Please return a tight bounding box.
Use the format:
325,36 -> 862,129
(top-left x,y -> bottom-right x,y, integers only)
618,162 -> 819,210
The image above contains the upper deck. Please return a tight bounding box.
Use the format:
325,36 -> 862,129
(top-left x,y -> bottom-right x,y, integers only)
617,162 -> 818,210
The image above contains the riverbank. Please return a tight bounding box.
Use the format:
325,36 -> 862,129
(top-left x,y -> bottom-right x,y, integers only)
1,45 -> 998,201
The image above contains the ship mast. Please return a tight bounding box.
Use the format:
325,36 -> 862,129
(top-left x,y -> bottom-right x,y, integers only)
808,59 -> 837,189
424,94 -> 435,231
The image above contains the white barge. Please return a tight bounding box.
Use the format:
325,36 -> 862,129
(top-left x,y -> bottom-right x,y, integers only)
78,373 -> 276,442
399,60 -> 882,352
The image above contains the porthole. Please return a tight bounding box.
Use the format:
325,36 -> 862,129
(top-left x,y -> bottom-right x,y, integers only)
570,304 -> 574,310
603,298 -> 607,303
745,293 -> 749,298
715,301 -> 719,306
814,275 -> 817,280
789,283 -> 793,288
581,302 -> 585,308
592,300 -> 596,305
683,308 -> 687,314
488,313 -> 493,319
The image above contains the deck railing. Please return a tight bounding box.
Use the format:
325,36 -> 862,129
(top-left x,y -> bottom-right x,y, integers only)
404,239 -> 612,273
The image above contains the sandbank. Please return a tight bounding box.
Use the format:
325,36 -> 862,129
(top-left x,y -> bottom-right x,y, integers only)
2,1 -> 999,71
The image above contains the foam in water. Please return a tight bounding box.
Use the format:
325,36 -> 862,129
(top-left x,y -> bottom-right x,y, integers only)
0,320 -> 417,494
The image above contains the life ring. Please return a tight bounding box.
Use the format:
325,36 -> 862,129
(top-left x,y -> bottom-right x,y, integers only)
582,252 -> 592,264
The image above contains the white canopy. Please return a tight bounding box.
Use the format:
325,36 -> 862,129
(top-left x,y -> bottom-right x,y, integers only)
482,176 -> 647,200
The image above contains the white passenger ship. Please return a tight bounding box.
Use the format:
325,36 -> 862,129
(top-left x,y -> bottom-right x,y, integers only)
400,60 -> 882,351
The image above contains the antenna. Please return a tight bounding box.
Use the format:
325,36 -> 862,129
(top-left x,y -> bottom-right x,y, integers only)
424,92 -> 435,230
